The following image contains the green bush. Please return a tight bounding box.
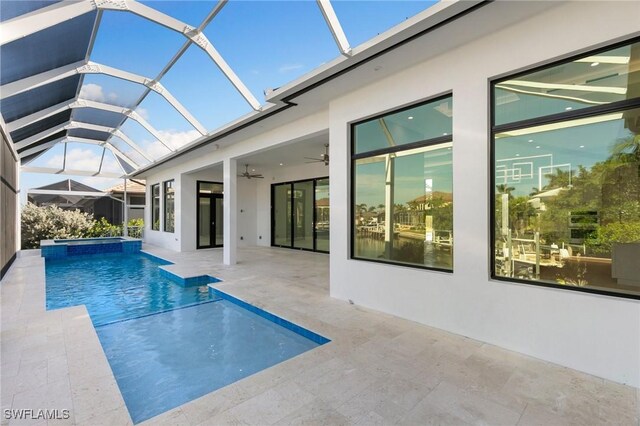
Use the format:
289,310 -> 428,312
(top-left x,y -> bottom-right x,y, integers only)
21,203 -> 95,249
89,217 -> 122,238
586,221 -> 640,254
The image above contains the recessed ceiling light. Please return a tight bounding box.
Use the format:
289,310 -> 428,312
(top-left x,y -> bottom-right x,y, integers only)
528,139 -> 533,143
591,62 -> 600,67
515,154 -> 520,157
565,107 -> 573,111
447,147 -> 452,150
536,145 -> 541,149
442,132 -> 448,136
252,169 -> 255,172
279,163 -> 283,166
579,145 -> 585,148
407,116 -> 414,120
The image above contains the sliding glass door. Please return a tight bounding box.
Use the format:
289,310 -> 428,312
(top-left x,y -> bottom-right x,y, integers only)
197,182 -> 224,249
271,177 -> 329,253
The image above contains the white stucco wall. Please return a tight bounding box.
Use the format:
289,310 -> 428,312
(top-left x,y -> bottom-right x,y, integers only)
329,1 -> 640,387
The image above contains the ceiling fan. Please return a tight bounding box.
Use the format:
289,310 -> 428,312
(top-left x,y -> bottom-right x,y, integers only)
238,164 -> 264,179
305,143 -> 329,166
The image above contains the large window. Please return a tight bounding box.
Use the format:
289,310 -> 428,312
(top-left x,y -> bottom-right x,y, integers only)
351,95 -> 453,270
492,38 -> 640,299
163,180 -> 175,233
151,184 -> 160,231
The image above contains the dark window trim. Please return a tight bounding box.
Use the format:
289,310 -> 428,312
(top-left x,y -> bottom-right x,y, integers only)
270,176 -> 329,254
151,183 -> 160,231
352,134 -> 453,160
350,94 -> 454,272
163,179 -> 175,233
489,37 -> 640,301
196,180 -> 223,249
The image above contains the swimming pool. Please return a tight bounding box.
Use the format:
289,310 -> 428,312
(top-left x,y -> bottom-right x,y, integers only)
45,251 -> 328,423
45,252 -> 217,326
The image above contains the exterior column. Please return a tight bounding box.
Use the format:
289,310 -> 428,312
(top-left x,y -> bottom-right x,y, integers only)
223,158 -> 237,265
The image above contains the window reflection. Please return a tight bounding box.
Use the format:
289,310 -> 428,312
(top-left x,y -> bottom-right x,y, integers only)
495,41 -> 640,125
493,58 -> 640,298
352,97 -> 453,270
151,184 -> 160,231
163,180 -> 175,233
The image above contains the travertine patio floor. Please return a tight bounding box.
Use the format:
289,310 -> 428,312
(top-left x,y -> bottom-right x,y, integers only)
1,245 -> 638,425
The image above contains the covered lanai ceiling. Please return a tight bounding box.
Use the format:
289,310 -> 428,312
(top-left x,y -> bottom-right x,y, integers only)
0,0 -> 437,178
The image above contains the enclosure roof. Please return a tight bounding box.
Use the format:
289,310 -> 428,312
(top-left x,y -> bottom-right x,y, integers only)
0,0 -> 477,178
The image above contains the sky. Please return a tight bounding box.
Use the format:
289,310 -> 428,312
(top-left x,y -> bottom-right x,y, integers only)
17,0 -> 438,204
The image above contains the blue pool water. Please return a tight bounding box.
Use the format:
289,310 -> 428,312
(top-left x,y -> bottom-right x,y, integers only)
45,253 -> 215,326
44,251 -> 327,423
97,300 -> 320,423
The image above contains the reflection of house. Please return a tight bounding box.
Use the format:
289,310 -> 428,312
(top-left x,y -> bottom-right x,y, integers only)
27,179 -> 145,224
395,192 -> 453,225
315,197 -> 330,223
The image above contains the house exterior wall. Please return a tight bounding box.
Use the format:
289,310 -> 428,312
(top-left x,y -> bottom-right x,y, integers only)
140,1 -> 640,386
329,1 -> 640,387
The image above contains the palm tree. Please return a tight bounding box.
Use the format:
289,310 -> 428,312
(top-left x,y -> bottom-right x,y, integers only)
529,187 -> 540,196
496,184 -> 515,196
543,169 -> 571,189
611,134 -> 640,163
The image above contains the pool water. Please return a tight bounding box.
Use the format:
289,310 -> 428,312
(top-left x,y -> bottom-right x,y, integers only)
97,300 -> 320,423
45,253 -> 215,326
44,251 -> 327,423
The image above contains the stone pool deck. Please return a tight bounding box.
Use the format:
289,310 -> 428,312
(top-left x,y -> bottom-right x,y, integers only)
1,245 -> 638,425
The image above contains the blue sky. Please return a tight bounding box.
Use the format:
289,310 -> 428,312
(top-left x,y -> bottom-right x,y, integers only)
20,0 -> 437,203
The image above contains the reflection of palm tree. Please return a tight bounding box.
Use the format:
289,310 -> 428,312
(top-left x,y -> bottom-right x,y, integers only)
543,169 -> 571,189
368,206 -> 376,212
611,134 -> 640,163
496,184 -> 515,196
529,187 -> 540,196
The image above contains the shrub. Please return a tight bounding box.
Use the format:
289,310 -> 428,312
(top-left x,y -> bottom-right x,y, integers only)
89,217 -> 122,238
21,203 -> 95,249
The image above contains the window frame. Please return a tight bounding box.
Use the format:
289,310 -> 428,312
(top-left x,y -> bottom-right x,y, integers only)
489,36 -> 640,300
163,179 -> 175,233
349,93 -> 454,272
151,183 -> 160,231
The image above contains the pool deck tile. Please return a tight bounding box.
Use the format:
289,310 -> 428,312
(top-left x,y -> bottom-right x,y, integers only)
1,245 -> 638,425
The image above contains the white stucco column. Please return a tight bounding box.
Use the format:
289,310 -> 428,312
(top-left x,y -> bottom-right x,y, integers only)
223,157 -> 237,265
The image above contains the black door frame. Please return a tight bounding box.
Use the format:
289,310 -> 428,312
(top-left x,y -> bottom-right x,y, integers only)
270,176 -> 329,253
196,181 -> 224,249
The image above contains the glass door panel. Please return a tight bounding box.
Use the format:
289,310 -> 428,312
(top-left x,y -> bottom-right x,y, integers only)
198,197 -> 211,248
315,178 -> 330,252
273,184 -> 291,246
214,195 -> 224,247
293,181 -> 314,250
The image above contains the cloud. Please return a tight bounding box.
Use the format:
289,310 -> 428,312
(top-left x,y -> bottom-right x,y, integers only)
136,107 -> 150,120
79,83 -> 118,103
278,63 -> 304,73
140,129 -> 200,160
46,147 -> 121,174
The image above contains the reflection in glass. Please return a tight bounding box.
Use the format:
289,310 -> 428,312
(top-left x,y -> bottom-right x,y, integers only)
493,108 -> 640,297
151,184 -> 160,231
354,96 -> 453,154
273,184 -> 291,246
198,197 -> 210,247
315,179 -> 330,252
353,144 -> 453,269
495,41 -> 640,125
164,180 -> 175,233
293,181 -> 314,250
215,197 -> 224,247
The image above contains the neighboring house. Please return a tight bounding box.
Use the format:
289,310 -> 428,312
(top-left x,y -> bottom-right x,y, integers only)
104,180 -> 146,222
28,179 -> 145,224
